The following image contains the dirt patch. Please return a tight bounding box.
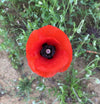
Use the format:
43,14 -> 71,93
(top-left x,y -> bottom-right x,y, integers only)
0,39 -> 23,103
87,69 -> 100,104
74,57 -> 86,78
0,95 -> 25,104
21,58 -> 38,79
0,41 -> 19,92
0,51 -> 20,91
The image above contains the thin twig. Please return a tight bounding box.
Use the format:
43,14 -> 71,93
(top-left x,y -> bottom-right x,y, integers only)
86,50 -> 100,54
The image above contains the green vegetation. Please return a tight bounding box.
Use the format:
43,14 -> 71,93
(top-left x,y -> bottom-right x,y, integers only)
0,0 -> 100,103
17,77 -> 34,97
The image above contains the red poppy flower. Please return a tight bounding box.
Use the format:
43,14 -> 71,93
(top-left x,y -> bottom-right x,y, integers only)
26,25 -> 72,78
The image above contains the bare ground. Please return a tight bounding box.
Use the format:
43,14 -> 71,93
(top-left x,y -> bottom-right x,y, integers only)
0,38 -> 100,104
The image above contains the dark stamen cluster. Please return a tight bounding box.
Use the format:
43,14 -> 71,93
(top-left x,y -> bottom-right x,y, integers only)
40,43 -> 55,59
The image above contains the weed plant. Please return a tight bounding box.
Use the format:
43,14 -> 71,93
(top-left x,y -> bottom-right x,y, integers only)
0,0 -> 100,103
17,77 -> 34,97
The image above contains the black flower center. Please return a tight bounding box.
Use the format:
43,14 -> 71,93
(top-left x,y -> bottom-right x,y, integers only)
40,43 -> 55,59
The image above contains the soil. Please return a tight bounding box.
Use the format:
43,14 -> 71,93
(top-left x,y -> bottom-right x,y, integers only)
0,38 -> 100,104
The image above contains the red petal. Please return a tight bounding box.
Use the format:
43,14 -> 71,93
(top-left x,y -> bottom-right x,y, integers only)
26,25 -> 72,77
